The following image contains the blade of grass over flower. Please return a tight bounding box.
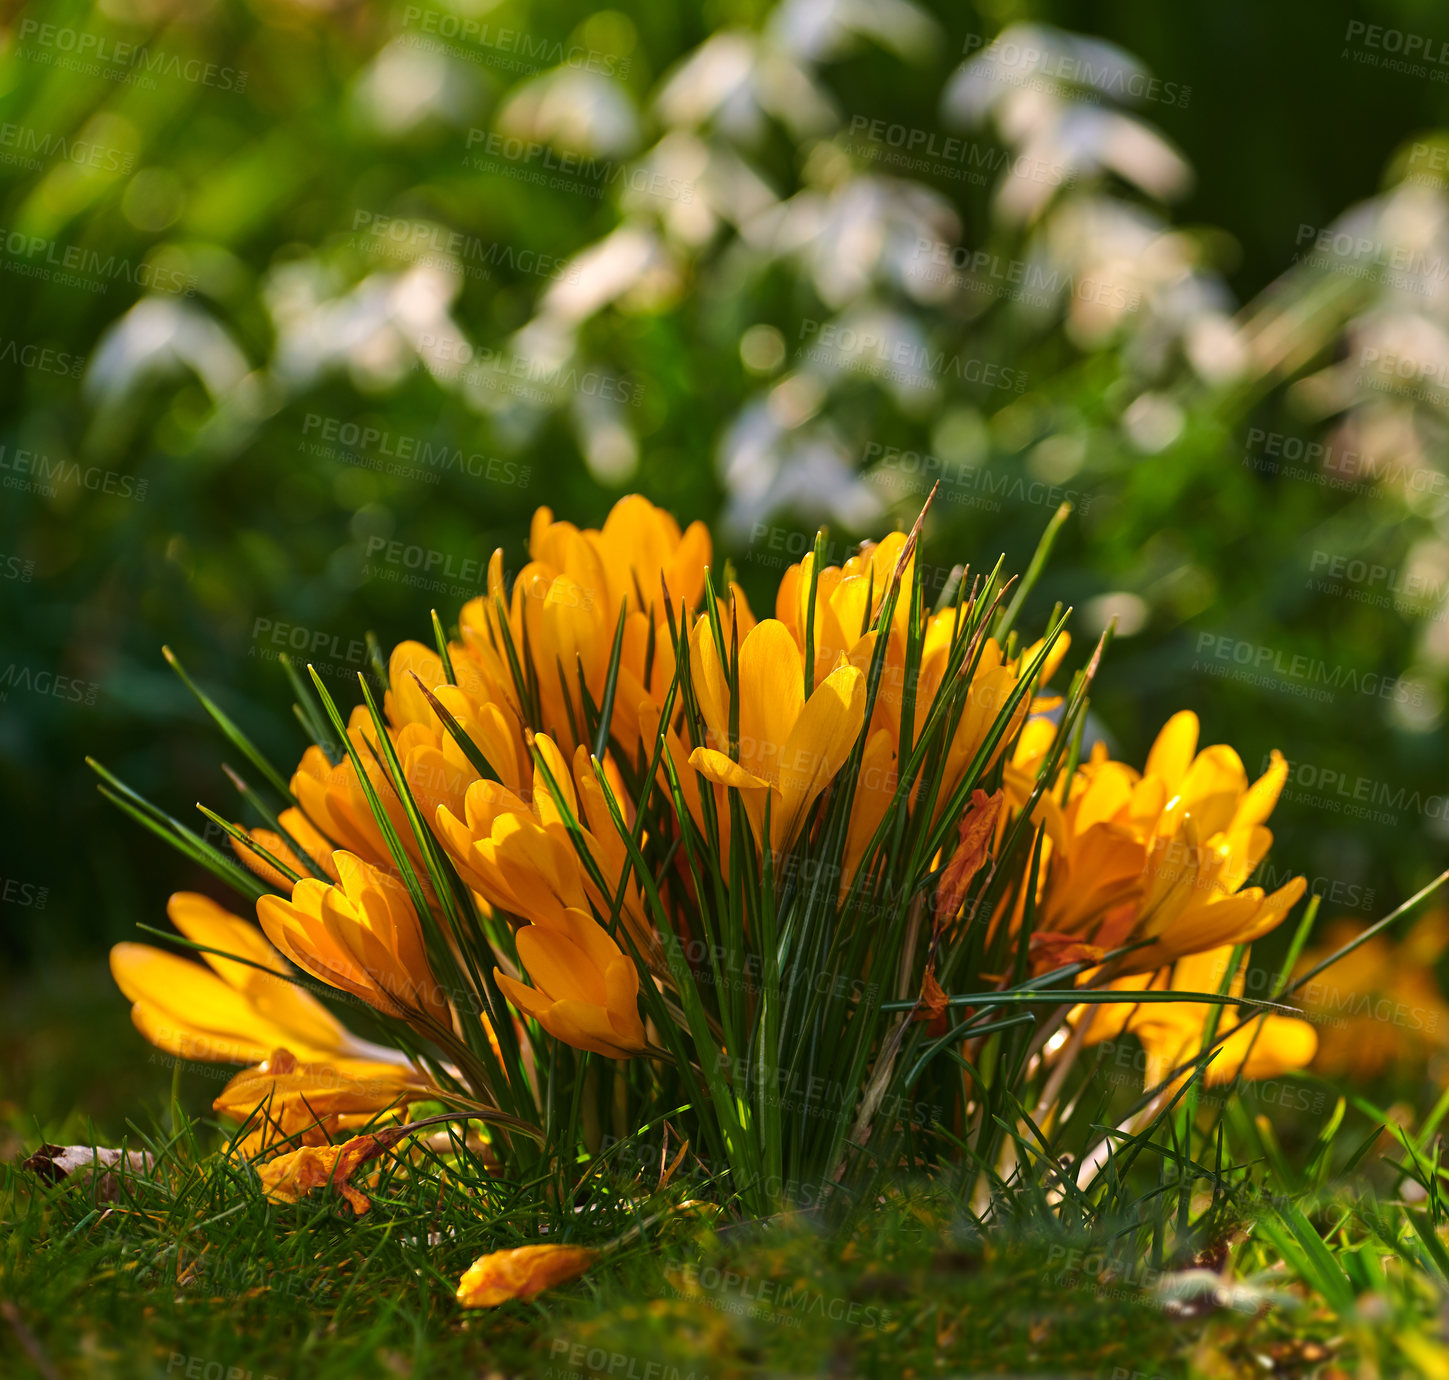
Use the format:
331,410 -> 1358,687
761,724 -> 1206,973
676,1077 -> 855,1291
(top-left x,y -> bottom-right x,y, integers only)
163,646 -> 295,804
920,608 -> 1073,867
194,804 -> 303,887
353,671 -> 522,1104
489,590 -> 535,724
279,652 -> 339,762
959,623 -> 1104,980
993,501 -> 1071,643
884,988 -> 1303,1014
898,536 -> 926,764
221,764 -> 330,881
700,572 -> 732,677
802,530 -> 826,697
585,752 -> 741,1173
408,673 -> 499,783
1283,867 -> 1449,998
1195,895 -> 1325,1141
593,600 -> 630,763
304,666 -> 511,1108
1270,894 -> 1321,1000
365,632 -> 390,691
430,610 -> 458,685
306,667 -> 428,925
88,758 -> 271,902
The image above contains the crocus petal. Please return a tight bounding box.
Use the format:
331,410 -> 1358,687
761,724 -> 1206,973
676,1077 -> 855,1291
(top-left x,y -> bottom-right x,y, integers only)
772,663 -> 866,851
456,1244 -> 598,1308
1143,710 -> 1198,792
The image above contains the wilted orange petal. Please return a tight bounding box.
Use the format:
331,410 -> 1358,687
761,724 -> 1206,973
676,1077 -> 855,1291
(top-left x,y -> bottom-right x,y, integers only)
934,789 -> 1001,928
254,1127 -> 407,1214
456,1243 -> 598,1307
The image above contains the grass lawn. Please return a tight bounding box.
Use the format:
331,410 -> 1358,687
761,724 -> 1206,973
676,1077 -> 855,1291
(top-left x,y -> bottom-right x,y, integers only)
5,968 -> 1449,1380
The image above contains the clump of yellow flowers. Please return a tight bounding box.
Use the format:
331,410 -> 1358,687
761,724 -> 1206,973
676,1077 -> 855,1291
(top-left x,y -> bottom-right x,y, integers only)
102,495 -> 1320,1253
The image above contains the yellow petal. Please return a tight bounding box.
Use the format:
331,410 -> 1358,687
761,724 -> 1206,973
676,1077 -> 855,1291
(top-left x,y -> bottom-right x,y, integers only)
1144,711 -> 1198,790
687,747 -> 771,793
735,619 -> 806,786
456,1243 -> 598,1308
773,663 -> 867,850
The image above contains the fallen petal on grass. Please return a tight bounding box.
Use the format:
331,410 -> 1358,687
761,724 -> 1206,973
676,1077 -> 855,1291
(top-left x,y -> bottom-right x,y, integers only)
456,1243 -> 599,1308
254,1128 -> 409,1214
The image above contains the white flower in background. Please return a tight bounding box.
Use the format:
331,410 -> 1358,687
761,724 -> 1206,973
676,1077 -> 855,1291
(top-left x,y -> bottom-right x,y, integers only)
538,226 -> 674,324
86,297 -> 249,405
657,30 -> 836,143
769,0 -> 940,65
944,24 -> 1190,223
946,23 -> 1149,123
354,39 -> 482,135
571,388 -> 638,484
755,175 -> 960,307
264,261 -> 464,392
630,131 -> 778,247
497,66 -> 640,157
1241,169 -> 1449,489
718,394 -> 880,536
795,302 -> 940,409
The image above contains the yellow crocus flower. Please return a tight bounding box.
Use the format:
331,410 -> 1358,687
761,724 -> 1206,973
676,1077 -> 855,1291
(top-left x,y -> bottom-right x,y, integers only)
495,907 -> 648,1059
687,618 -> 867,853
109,892 -> 383,1067
258,851 -> 452,1032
